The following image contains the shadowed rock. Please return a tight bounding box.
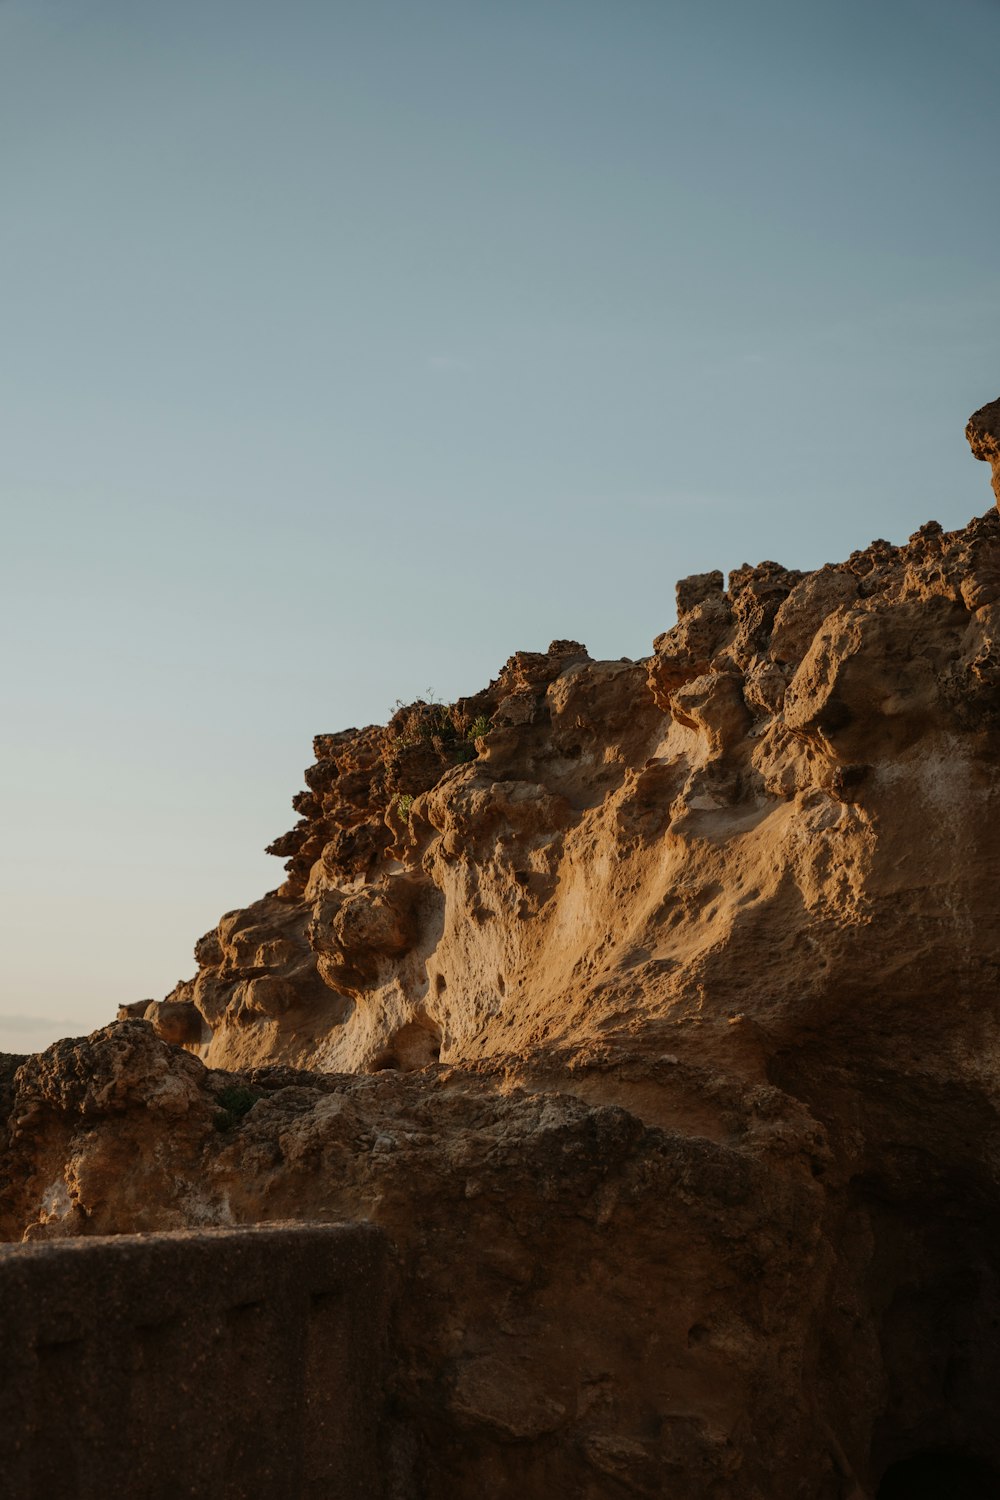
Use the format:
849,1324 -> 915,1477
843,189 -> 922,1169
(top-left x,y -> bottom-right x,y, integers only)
0,1223 -> 389,1499
967,396 -> 1000,507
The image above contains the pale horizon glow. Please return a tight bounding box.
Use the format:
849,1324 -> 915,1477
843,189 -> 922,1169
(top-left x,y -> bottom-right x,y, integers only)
2,0 -> 999,1053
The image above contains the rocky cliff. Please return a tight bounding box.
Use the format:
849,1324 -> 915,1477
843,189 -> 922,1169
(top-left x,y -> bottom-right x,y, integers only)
4,409 -> 1000,1497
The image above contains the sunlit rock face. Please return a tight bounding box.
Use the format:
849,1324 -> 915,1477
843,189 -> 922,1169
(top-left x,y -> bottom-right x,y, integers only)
5,408 -> 1000,1497
130,496 -> 1000,1102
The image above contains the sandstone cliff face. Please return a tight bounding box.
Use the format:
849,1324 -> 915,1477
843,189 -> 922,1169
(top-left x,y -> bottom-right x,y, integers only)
123,504 -> 1000,1110
5,418 -> 1000,1498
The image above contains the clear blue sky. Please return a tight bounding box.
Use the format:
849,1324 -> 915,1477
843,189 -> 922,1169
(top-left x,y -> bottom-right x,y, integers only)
2,0 -> 998,1052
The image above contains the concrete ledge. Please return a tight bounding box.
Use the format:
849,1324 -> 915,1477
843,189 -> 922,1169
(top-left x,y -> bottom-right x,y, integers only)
0,1221 -> 390,1500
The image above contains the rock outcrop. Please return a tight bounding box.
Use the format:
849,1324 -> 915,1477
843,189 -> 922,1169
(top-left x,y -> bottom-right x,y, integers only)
5,406 -> 1000,1497
967,396 -> 1000,510
112,501 -> 1000,1104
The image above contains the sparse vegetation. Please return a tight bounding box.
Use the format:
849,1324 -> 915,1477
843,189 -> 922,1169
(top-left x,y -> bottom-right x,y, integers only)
388,693 -> 460,749
213,1084 -> 260,1132
384,699 -> 492,790
396,793 -> 414,821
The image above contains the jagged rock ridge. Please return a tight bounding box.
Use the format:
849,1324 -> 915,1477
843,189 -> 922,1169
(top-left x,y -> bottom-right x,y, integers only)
128,502 -> 1000,1099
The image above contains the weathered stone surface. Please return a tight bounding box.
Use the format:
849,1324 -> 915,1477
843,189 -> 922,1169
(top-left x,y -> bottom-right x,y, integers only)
0,1222 -> 390,1500
675,568 -> 724,617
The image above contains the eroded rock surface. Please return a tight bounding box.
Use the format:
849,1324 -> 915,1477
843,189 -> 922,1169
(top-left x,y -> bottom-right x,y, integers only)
967,395 -> 1000,510
113,504 -> 1000,1107
5,413 -> 1000,1497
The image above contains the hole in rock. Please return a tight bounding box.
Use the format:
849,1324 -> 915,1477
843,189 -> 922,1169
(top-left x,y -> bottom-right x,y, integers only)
370,1018 -> 443,1073
877,1452 -> 1000,1499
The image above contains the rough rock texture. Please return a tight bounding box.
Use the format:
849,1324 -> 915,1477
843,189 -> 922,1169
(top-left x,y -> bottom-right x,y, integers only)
115,507 -> 1000,1102
0,1223 -> 389,1499
967,395 -> 1000,510
5,420 -> 1000,1496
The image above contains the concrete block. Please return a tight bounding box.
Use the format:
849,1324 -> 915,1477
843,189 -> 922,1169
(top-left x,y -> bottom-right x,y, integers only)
0,1221 -> 390,1500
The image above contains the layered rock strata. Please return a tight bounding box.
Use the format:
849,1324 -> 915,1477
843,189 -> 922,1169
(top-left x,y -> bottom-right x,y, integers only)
4,408 -> 1000,1497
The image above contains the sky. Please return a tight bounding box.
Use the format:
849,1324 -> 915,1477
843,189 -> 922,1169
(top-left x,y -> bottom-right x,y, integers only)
2,0 -> 999,1054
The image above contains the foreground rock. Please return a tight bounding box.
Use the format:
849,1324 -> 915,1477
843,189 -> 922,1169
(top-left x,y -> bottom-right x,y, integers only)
5,409 -> 1000,1496
1,1021 -> 836,1496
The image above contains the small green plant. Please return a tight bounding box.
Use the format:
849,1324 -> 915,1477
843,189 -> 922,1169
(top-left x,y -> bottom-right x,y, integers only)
396,793 -> 414,821
423,702 -> 459,744
387,693 -> 461,751
467,715 -> 491,741
213,1084 -> 260,1132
